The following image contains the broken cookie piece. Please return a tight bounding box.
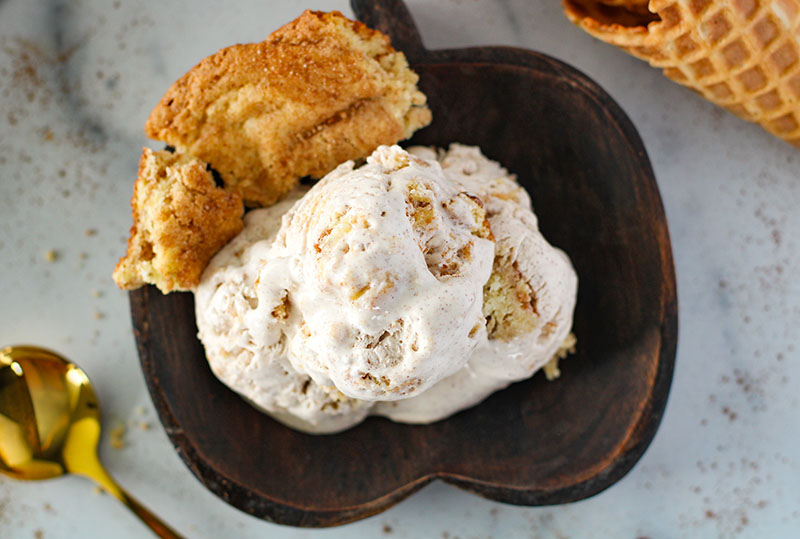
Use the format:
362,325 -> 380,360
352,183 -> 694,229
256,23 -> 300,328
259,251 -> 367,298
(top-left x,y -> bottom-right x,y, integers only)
113,148 -> 244,293
145,10 -> 432,207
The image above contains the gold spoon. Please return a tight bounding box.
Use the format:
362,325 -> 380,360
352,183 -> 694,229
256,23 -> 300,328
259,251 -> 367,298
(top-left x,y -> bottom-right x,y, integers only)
0,345 -> 182,538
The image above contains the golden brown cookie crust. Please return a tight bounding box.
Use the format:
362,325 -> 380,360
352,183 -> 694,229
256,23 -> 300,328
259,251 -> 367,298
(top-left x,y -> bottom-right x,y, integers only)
145,10 -> 432,207
113,148 -> 244,293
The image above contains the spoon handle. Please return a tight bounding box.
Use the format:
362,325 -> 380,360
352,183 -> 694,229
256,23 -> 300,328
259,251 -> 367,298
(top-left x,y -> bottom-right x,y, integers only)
115,489 -> 184,539
69,453 -> 183,538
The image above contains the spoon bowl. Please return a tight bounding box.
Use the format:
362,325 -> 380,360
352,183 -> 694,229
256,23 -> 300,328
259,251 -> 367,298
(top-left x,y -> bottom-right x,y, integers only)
0,345 -> 182,538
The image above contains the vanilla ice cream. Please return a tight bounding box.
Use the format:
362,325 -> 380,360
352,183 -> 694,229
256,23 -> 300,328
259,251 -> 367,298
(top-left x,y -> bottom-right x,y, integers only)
196,144 -> 577,433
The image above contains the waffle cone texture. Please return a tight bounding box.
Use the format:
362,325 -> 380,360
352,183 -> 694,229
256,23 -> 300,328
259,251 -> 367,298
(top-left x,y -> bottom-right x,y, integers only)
564,0 -> 800,146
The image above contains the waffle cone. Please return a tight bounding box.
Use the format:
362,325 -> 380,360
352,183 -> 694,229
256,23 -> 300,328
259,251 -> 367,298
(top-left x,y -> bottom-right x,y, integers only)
593,0 -> 652,14
564,0 -> 800,147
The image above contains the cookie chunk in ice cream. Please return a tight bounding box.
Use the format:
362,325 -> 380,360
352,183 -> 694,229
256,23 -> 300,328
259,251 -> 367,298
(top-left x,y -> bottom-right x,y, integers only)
196,145 -> 578,433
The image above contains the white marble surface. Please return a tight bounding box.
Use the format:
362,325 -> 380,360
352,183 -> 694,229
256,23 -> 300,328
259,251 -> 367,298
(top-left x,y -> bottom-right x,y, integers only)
1,0 -> 798,537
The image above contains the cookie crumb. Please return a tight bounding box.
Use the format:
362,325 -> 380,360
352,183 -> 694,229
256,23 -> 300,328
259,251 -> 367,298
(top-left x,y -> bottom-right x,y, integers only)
85,228 -> 97,237
91,289 -> 103,298
110,422 -> 126,449
44,249 -> 58,262
138,422 -> 151,431
74,252 -> 89,270
543,357 -> 560,380
93,310 -> 104,320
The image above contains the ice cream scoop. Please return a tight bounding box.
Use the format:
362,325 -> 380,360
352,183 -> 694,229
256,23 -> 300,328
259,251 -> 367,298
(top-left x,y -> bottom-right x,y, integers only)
196,145 -> 577,433
250,145 -> 495,401
196,191 -> 374,433
375,145 -> 578,423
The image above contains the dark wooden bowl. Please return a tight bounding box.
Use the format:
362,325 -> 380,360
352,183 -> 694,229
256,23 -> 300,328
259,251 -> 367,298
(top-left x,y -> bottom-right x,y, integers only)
130,0 -> 677,528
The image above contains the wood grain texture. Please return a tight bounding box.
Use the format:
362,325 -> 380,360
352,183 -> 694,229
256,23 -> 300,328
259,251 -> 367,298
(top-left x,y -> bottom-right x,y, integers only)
130,0 -> 678,527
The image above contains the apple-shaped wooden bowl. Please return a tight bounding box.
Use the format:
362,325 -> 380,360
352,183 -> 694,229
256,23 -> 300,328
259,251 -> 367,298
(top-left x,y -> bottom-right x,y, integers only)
130,0 -> 677,527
